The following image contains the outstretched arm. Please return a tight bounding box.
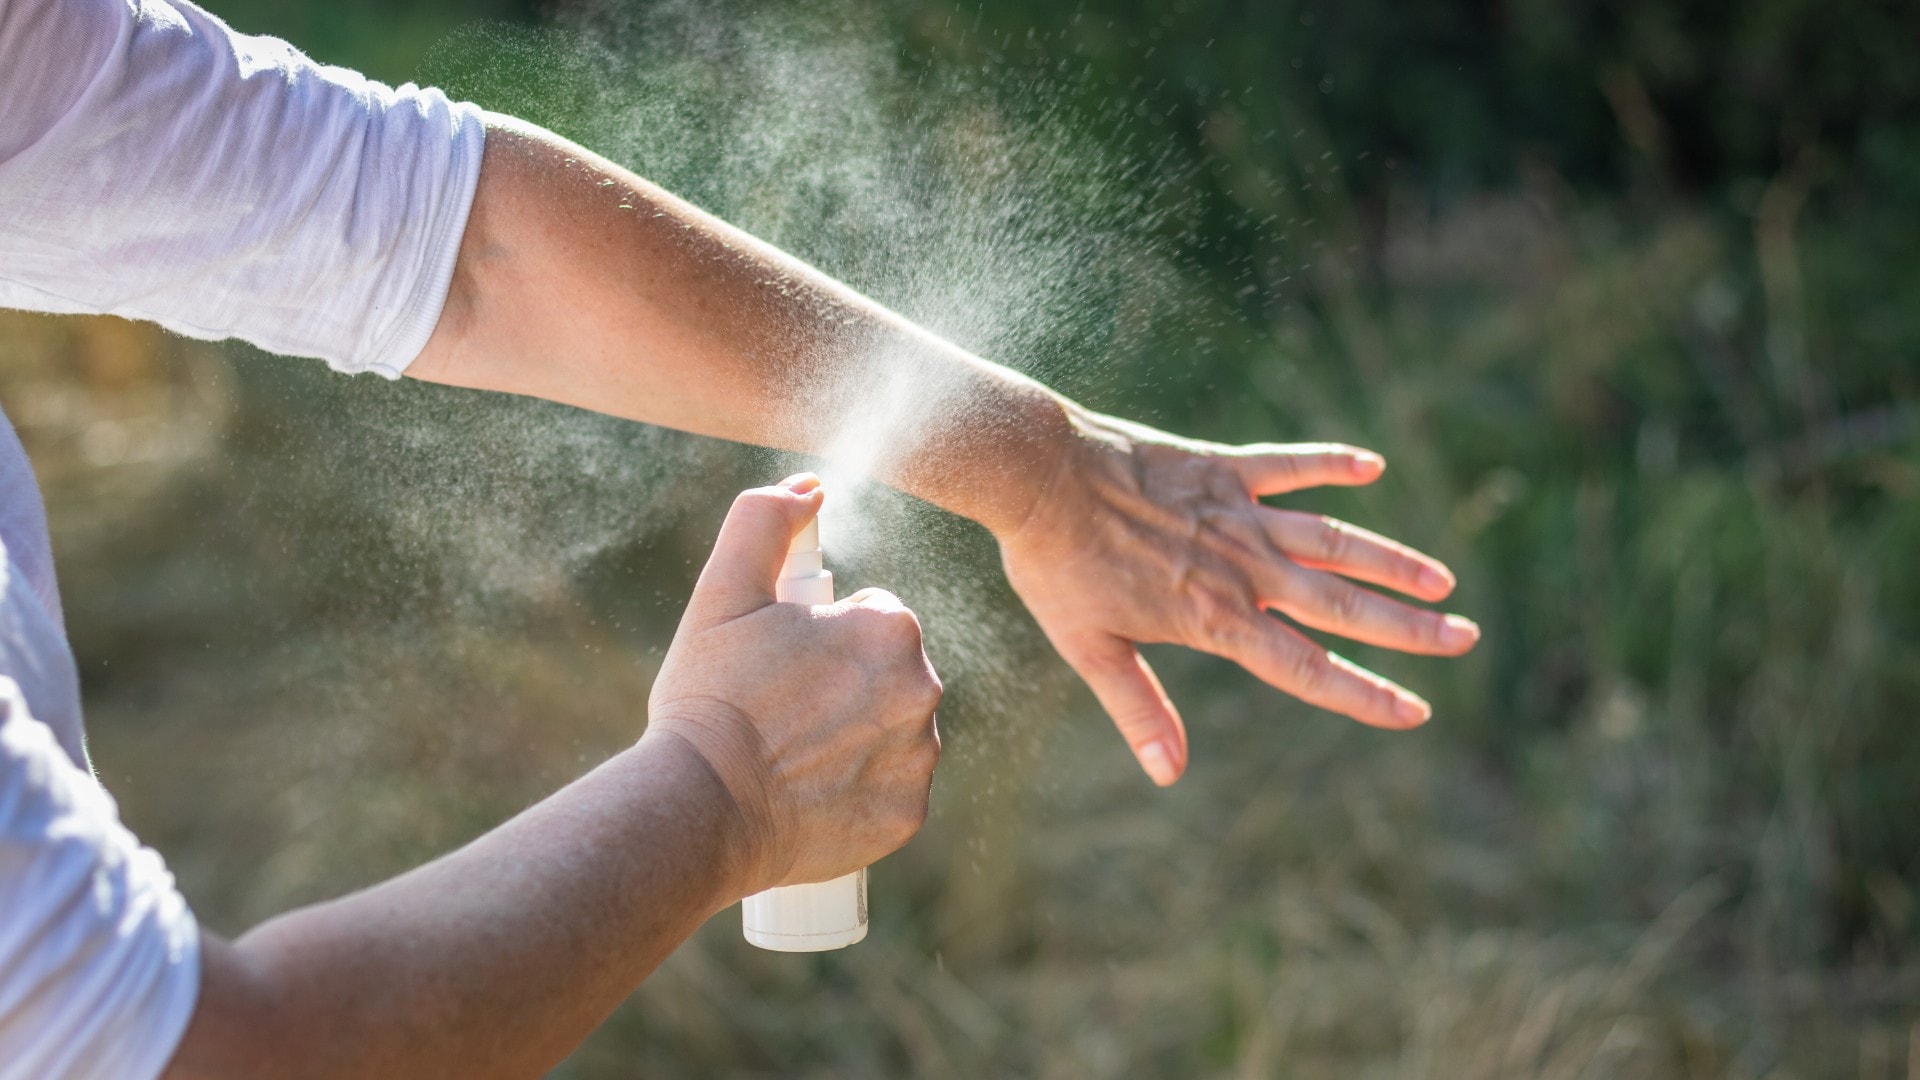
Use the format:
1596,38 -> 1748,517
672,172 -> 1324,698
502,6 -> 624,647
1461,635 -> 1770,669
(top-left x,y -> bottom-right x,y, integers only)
409,114 -> 1071,538
410,117 -> 1480,787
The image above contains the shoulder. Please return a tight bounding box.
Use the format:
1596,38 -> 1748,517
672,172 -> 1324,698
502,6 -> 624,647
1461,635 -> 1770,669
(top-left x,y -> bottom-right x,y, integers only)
0,0 -> 131,166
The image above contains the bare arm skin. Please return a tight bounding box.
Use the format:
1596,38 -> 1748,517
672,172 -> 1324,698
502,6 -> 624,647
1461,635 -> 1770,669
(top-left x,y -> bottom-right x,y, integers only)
166,478 -> 942,1079
171,737 -> 744,1080
408,115 -> 1071,537
410,116 -> 1480,787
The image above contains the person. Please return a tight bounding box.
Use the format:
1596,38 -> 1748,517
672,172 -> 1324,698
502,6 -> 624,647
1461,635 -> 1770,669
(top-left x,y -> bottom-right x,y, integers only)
0,0 -> 1480,1075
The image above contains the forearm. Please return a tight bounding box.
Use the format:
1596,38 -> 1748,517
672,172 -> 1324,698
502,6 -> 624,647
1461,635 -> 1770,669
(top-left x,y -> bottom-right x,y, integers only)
165,733 -> 747,1080
409,114 -> 1079,536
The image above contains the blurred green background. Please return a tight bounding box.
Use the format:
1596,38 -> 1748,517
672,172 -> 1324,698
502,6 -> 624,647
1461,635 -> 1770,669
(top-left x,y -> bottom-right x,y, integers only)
5,0 -> 1918,1075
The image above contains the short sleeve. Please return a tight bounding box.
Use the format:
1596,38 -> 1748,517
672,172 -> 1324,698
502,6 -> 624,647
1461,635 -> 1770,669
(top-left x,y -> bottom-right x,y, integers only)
0,677 -> 201,1080
0,0 -> 487,378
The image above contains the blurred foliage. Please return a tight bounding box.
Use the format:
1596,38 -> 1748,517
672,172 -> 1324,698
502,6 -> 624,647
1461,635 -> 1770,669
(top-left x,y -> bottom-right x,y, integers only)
4,0 -> 1918,1075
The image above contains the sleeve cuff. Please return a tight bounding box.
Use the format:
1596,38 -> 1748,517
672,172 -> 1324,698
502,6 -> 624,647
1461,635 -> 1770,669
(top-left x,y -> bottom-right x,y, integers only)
358,100 -> 487,380
133,910 -> 202,1080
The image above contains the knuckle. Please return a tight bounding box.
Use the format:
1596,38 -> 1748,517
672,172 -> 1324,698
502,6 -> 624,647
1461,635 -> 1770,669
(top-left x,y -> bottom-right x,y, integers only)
1188,579 -> 1249,644
1318,517 -> 1354,563
1324,580 -> 1367,624
1284,643 -> 1333,696
853,597 -> 924,647
891,801 -> 927,846
885,606 -> 925,646
906,739 -> 940,785
731,487 -> 781,516
1393,552 -> 1426,584
846,605 -> 895,640
917,670 -> 944,712
885,666 -> 942,726
1373,687 -> 1403,718
1213,508 -> 1271,561
854,587 -> 905,611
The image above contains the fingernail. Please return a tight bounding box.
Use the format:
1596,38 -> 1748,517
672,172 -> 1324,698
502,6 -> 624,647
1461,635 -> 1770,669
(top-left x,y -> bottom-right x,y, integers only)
1138,740 -> 1180,786
1439,614 -> 1480,650
1352,451 -> 1385,476
781,472 -> 820,493
1394,695 -> 1432,727
1419,565 -> 1456,596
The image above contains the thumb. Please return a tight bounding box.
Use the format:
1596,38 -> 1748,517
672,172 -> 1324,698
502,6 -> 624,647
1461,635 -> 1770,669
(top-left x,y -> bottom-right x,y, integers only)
687,473 -> 825,622
1060,633 -> 1188,787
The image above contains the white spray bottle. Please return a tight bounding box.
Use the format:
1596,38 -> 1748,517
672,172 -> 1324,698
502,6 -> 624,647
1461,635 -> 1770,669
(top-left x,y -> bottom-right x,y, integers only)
740,510 -> 870,951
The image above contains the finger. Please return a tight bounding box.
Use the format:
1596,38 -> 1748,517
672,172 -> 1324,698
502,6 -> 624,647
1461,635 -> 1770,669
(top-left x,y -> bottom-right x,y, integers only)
1262,564 -> 1480,656
686,473 -> 824,621
1221,617 -> 1432,729
1225,442 -> 1385,497
1059,634 -> 1187,786
1258,507 -> 1457,601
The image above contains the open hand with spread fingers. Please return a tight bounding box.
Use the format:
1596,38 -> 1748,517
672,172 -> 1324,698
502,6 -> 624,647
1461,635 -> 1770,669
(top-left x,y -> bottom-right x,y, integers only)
998,408 -> 1478,787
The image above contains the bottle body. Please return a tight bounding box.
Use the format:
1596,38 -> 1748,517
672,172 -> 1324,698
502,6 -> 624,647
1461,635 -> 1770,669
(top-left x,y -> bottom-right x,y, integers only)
740,516 -> 870,952
741,869 -> 869,951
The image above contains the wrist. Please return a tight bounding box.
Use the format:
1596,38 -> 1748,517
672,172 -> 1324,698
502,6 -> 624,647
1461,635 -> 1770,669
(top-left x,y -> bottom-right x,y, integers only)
994,400 -> 1148,552
631,721 -> 777,908
901,368 -> 1086,538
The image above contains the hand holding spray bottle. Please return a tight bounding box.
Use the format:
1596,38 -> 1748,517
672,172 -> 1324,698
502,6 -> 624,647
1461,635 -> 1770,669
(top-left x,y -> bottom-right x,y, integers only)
741,509 -> 869,951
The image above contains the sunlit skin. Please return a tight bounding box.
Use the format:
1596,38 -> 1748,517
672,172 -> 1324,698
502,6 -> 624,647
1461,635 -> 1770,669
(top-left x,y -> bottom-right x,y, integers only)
166,113 -> 1477,1077
409,115 -> 1480,778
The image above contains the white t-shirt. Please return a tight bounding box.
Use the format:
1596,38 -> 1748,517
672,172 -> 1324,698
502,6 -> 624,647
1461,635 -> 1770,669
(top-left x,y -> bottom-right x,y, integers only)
0,0 -> 486,1074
